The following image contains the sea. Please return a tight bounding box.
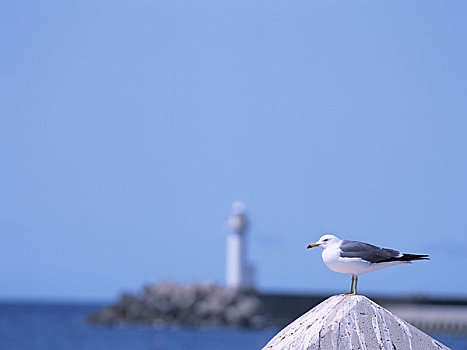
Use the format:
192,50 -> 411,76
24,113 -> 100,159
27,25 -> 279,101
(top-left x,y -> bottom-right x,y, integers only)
0,302 -> 466,350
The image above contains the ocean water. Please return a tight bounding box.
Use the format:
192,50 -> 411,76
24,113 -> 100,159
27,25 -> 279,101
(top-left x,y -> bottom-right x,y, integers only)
0,302 -> 465,350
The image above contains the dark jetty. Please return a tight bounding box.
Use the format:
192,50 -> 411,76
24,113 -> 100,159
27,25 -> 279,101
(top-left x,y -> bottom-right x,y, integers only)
88,282 -> 467,332
88,282 -> 266,328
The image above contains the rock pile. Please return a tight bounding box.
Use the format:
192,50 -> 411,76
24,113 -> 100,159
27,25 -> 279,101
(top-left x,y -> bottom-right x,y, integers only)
88,281 -> 266,328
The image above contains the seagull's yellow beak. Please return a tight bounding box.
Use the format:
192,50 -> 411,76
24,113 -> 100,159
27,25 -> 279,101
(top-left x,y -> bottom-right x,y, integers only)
307,243 -> 320,249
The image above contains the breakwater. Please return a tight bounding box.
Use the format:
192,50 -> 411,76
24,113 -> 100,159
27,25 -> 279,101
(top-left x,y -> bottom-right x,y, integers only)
88,282 -> 266,328
88,282 -> 467,333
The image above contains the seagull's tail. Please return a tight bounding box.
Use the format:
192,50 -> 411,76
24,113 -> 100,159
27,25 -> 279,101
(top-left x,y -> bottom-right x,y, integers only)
397,253 -> 430,262
378,253 -> 430,264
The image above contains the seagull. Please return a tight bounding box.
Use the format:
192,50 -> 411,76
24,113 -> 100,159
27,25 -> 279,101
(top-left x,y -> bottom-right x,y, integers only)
307,234 -> 429,295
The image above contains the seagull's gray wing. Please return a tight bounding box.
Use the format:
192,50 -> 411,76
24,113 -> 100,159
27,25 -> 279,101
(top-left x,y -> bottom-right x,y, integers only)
339,240 -> 401,263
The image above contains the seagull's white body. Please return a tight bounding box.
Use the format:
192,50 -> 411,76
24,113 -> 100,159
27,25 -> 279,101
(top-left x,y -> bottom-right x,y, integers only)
321,240 -> 400,276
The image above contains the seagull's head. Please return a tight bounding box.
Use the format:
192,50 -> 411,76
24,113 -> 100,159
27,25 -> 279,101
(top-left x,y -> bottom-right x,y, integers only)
307,234 -> 340,249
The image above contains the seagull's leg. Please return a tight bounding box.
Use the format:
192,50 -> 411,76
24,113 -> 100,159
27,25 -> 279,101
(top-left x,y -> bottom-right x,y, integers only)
341,275 -> 354,296
352,276 -> 358,295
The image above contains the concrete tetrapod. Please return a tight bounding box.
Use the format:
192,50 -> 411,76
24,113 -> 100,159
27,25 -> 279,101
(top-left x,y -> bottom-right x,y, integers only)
262,295 -> 450,350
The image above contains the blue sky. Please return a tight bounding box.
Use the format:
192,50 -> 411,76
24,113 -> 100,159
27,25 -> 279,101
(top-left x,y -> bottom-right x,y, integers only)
1,0 -> 467,300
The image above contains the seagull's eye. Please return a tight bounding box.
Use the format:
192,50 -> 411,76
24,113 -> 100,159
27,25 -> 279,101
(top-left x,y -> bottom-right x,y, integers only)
323,239 -> 328,242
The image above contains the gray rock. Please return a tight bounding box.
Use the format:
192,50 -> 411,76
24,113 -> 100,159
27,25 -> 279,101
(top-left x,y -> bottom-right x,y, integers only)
262,295 -> 450,350
88,281 -> 265,328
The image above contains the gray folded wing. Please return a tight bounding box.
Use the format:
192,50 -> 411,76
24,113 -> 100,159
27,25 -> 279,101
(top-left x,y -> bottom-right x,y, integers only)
339,240 -> 401,264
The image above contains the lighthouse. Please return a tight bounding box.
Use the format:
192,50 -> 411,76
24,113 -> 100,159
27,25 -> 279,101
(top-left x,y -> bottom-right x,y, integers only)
226,202 -> 256,290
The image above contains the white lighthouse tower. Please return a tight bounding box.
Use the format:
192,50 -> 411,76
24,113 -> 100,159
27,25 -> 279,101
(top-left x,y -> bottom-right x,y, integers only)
226,202 -> 256,290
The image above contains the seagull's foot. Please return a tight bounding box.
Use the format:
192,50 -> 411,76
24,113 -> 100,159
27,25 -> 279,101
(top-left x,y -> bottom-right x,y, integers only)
340,292 -> 357,296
